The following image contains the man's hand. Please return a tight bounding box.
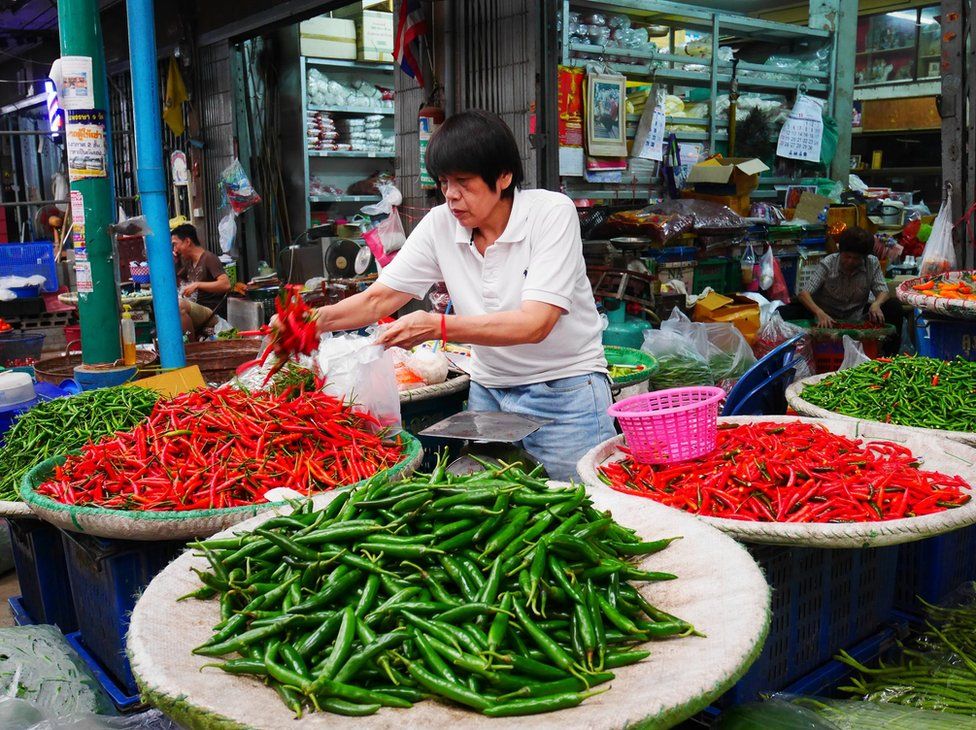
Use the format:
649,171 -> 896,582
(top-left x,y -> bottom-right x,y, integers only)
868,304 -> 885,325
374,311 -> 438,350
182,282 -> 199,297
815,311 -> 836,328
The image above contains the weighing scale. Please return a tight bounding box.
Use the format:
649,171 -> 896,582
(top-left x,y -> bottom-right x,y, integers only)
585,237 -> 661,348
419,411 -> 550,475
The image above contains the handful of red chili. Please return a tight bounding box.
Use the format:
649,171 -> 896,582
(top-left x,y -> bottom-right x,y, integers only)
598,422 -> 971,523
37,387 -> 404,511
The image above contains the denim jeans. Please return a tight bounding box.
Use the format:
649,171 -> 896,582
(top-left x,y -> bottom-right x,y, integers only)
467,373 -> 617,482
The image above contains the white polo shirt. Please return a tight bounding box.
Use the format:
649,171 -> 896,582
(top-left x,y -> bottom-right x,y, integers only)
378,188 -> 607,388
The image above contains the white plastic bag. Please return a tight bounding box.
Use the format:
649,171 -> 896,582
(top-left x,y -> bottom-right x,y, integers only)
919,196 -> 955,276
839,335 -> 871,370
760,246 -> 775,290
362,209 -> 406,266
317,333 -> 401,428
361,181 -> 403,217
218,210 -> 237,254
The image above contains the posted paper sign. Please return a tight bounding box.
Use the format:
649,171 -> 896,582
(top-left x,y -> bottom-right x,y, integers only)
70,190 -> 85,246
74,245 -> 93,293
58,56 -> 94,110
776,94 -> 824,163
66,109 -> 107,181
637,105 -> 666,162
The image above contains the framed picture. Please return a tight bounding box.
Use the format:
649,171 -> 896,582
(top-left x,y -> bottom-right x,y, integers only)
850,154 -> 862,170
784,184 -> 816,209
585,72 -> 628,157
927,61 -> 940,77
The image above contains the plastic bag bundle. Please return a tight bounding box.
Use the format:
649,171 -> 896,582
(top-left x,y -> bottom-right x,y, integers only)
641,327 -> 713,389
317,332 -> 401,428
219,159 -> 261,215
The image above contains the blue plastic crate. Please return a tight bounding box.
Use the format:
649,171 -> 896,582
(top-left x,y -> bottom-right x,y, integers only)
716,544 -> 898,706
915,311 -> 976,362
61,532 -> 185,696
7,518 -> 77,632
894,525 -> 976,615
65,631 -> 144,711
0,242 -> 59,292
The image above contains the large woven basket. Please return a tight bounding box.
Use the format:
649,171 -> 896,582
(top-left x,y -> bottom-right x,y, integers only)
786,372 -> 976,447
127,483 -> 770,730
896,270 -> 976,321
577,415 -> 976,548
399,372 -> 470,403
19,432 -> 422,541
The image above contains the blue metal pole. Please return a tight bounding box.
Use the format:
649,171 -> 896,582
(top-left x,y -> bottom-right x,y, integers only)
125,0 -> 185,368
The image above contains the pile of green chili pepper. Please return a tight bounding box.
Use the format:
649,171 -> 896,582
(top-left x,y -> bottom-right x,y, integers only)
839,586 -> 976,715
801,356 -> 976,432
0,386 -> 159,502
187,460 -> 696,718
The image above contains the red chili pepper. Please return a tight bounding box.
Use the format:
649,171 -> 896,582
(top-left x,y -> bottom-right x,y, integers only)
36,387 -> 403,512
598,421 -> 971,524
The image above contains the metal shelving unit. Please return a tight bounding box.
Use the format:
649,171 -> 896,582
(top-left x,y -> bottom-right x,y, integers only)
559,0 -> 835,203
299,55 -> 396,228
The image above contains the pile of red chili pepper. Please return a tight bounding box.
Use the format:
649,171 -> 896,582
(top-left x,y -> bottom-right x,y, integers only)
598,421 -> 972,523
36,387 -> 404,512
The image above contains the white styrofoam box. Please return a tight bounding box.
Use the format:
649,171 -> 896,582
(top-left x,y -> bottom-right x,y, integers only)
300,17 -> 356,60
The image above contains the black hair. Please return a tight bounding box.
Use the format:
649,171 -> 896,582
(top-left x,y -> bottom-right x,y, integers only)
171,223 -> 201,246
837,226 -> 874,257
425,110 -> 524,198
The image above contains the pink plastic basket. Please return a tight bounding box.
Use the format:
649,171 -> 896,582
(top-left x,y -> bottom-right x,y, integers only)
607,386 -> 726,465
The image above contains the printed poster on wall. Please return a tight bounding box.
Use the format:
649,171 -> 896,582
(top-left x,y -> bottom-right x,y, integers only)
58,56 -> 94,110
418,116 -> 439,189
74,245 -> 93,294
66,109 -> 107,181
69,190 -> 85,246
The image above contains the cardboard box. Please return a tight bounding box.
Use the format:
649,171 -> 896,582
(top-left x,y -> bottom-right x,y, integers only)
686,156 -> 769,196
359,10 -> 393,63
680,190 -> 751,216
300,17 -> 357,60
693,292 -> 761,344
363,0 -> 393,9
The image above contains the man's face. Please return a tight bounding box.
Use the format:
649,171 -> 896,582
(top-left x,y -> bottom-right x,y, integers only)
171,234 -> 191,260
839,251 -> 864,274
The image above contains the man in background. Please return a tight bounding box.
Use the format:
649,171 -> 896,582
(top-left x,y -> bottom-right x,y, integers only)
171,223 -> 231,338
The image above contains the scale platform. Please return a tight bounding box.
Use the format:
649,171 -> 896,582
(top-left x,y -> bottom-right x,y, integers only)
419,412 -> 551,476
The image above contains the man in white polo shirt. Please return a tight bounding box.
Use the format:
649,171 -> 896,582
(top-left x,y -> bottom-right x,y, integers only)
311,110 -> 614,480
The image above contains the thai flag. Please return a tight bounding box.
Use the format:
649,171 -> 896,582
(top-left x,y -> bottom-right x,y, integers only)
394,0 -> 427,86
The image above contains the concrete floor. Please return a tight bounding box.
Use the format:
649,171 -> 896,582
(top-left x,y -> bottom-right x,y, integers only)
0,571 -> 20,628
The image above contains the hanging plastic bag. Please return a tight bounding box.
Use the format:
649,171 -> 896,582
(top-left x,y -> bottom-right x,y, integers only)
762,253 -> 791,304
317,333 -> 401,428
839,335 -> 871,370
218,210 -> 237,253
361,181 -> 403,217
641,327 -> 713,389
740,244 -> 758,291
219,159 -> 261,215
753,314 -> 815,380
760,246 -> 775,290
362,209 -> 406,267
919,193 -> 956,276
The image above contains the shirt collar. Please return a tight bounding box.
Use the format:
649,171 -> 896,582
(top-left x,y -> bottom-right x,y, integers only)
453,188 -> 529,244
